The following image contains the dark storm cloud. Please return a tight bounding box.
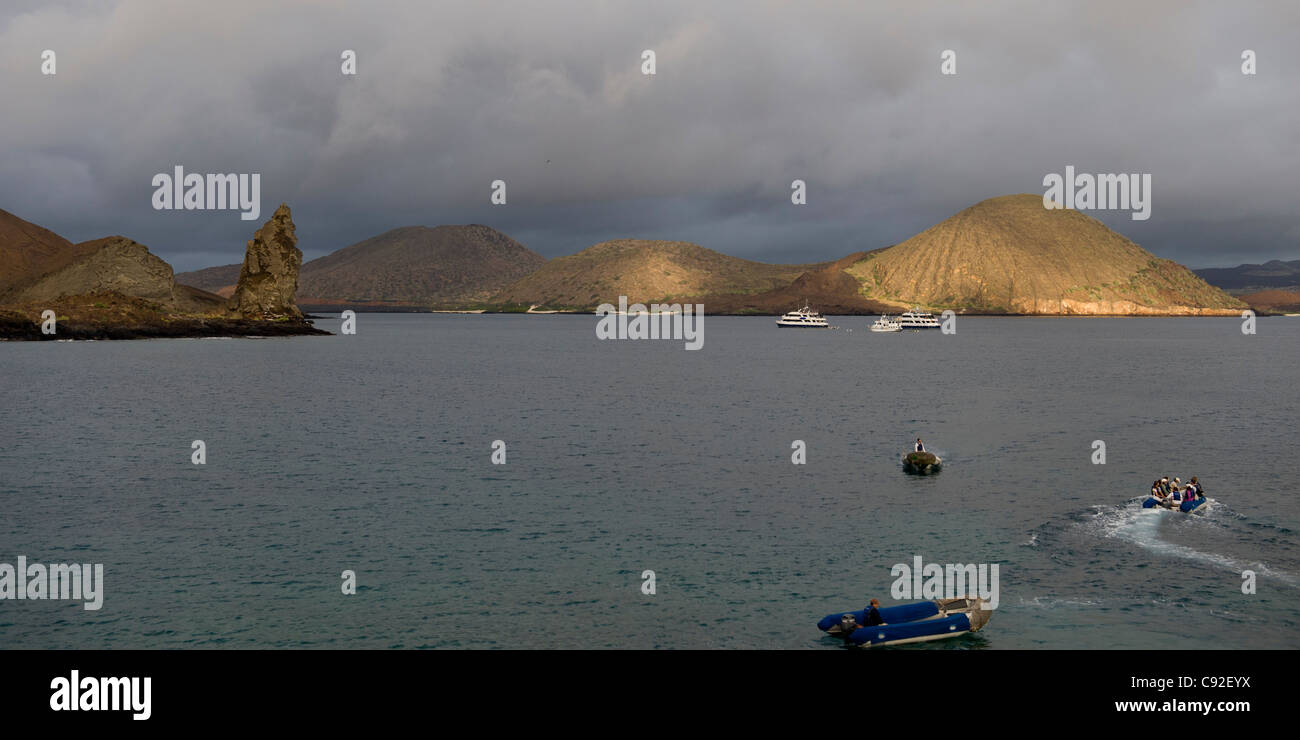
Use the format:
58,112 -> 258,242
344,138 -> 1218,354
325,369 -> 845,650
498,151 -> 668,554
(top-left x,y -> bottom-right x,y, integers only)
2,0 -> 1297,272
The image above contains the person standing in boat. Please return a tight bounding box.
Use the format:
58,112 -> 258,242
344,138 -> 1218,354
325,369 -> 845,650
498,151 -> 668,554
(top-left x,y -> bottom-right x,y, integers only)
915,438 -> 925,452
864,598 -> 885,626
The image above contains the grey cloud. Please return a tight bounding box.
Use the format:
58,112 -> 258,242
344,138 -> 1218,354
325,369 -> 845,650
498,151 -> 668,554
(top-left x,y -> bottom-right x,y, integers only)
1,0 -> 1297,273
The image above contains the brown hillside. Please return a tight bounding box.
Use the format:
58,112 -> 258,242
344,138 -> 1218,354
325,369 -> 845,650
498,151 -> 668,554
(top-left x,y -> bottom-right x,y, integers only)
843,194 -> 1246,315
493,239 -> 824,309
10,236 -> 181,305
175,263 -> 241,295
0,208 -> 97,297
688,249 -> 895,314
1239,289 -> 1300,314
5,231 -> 236,317
296,224 -> 544,305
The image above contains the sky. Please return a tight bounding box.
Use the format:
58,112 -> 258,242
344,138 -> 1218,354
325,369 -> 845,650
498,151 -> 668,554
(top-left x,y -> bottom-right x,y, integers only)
2,0 -> 1297,272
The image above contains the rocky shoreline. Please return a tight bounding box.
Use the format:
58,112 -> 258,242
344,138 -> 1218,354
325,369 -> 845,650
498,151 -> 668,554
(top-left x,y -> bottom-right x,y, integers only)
308,304 -> 1258,317
0,314 -> 330,340
0,294 -> 330,341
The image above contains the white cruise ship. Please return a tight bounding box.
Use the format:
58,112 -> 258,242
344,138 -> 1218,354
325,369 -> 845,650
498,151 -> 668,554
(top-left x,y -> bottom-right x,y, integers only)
776,306 -> 830,328
897,308 -> 941,329
870,314 -> 902,332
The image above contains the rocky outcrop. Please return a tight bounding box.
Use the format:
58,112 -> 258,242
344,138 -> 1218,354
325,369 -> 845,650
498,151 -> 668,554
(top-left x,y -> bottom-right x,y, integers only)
227,203 -> 303,319
0,205 -> 325,340
8,236 -> 179,305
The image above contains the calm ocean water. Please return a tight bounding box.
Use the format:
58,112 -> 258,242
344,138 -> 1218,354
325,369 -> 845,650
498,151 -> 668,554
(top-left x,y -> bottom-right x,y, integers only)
2,314 -> 1298,649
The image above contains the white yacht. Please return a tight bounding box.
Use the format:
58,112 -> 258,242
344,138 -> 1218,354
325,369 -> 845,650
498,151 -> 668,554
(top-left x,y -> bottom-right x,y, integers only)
870,314 -> 902,332
776,306 -> 830,328
897,308 -> 941,329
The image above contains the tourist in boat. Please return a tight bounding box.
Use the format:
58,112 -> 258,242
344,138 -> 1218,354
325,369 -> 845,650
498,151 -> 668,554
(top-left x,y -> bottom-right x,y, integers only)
1191,477 -> 1205,499
1160,477 -> 1172,494
864,598 -> 885,626
915,438 -> 925,452
1152,481 -> 1173,507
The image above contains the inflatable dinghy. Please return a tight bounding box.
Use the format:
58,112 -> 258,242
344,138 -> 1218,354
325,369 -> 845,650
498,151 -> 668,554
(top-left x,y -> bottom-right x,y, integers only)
902,451 -> 942,474
817,597 -> 991,647
1142,494 -> 1210,514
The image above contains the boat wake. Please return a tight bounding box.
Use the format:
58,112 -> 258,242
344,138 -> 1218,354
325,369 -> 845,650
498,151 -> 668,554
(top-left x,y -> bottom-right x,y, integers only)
1088,499 -> 1300,589
1016,595 -> 1102,608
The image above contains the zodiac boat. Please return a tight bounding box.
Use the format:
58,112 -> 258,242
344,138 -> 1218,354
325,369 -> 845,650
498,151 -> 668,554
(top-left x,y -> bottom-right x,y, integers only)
902,450 -> 942,473
1142,493 -> 1210,514
817,597 -> 991,647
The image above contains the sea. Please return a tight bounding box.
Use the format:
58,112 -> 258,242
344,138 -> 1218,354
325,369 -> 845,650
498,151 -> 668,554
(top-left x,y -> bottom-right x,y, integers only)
2,314 -> 1298,649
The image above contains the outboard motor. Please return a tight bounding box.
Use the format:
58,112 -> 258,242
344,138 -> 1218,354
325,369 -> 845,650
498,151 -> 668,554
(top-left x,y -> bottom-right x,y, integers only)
838,613 -> 858,639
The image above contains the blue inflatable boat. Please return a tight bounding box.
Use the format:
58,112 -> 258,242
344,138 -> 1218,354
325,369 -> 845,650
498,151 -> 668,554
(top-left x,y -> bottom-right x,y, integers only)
1142,494 -> 1210,514
818,597 -> 991,647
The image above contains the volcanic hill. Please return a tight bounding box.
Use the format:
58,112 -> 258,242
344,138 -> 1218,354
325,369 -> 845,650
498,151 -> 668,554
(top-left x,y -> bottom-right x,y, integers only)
840,194 -> 1246,315
491,239 -> 823,309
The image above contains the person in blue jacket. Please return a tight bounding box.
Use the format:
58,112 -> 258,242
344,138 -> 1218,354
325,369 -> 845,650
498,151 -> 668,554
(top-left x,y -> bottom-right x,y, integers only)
915,438 -> 925,452
864,598 -> 885,626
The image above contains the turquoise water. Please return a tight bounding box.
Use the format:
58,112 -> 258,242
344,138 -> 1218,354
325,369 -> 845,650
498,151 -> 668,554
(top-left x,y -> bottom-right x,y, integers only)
1,314 -> 1298,648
